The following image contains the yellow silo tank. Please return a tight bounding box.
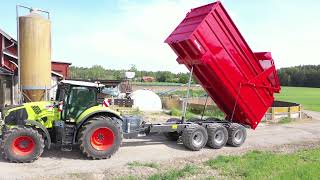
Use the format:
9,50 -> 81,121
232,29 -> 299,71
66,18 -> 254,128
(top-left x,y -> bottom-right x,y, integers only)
19,10 -> 51,102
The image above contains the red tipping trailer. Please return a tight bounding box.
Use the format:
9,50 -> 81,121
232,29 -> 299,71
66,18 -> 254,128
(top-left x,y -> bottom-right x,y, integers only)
165,1 -> 280,129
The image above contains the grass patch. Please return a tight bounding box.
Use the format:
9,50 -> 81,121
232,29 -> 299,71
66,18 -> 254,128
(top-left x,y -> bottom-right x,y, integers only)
166,86 -> 320,112
132,82 -> 184,86
168,107 -> 224,120
117,176 -> 139,180
169,89 -> 206,98
277,117 -> 294,124
148,164 -> 198,180
206,147 -> 320,179
127,161 -> 159,169
188,106 -> 224,119
275,86 -> 320,112
168,108 -> 197,119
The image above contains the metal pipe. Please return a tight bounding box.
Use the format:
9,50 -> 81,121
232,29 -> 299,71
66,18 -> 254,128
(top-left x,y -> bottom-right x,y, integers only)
16,5 -> 50,19
1,34 -> 4,66
16,5 -> 21,103
201,94 -> 209,120
182,65 -> 194,123
11,75 -> 14,104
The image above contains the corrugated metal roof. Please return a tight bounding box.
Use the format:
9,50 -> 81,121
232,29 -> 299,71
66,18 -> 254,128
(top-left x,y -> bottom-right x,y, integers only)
52,61 -> 72,65
0,28 -> 17,43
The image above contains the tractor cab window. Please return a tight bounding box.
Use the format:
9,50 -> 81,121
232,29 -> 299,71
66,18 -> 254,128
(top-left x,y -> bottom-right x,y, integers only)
65,86 -> 97,120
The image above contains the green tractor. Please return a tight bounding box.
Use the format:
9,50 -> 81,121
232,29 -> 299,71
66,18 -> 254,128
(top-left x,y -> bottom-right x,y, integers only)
0,80 -> 124,163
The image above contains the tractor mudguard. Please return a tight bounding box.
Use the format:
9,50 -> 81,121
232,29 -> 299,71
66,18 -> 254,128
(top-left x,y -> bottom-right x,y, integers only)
76,106 -> 122,125
24,120 -> 51,149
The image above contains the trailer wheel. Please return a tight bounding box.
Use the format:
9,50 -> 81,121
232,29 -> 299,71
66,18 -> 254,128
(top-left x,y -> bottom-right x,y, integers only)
182,125 -> 208,151
0,127 -> 44,163
227,123 -> 247,147
206,124 -> 228,149
79,118 -> 122,159
163,118 -> 181,141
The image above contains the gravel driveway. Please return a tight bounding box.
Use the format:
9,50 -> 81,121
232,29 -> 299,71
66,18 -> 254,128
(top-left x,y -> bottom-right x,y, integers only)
0,111 -> 320,179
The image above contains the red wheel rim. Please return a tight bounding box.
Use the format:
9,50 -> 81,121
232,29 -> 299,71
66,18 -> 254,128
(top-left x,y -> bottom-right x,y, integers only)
90,127 -> 115,151
12,136 -> 35,156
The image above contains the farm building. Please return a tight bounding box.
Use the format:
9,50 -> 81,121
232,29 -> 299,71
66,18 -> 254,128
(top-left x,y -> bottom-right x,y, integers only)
0,28 -> 71,108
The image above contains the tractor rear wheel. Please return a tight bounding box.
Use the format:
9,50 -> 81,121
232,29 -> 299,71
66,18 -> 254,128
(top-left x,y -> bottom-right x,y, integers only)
227,123 -> 247,147
78,117 -> 122,159
0,127 -> 44,163
182,125 -> 208,151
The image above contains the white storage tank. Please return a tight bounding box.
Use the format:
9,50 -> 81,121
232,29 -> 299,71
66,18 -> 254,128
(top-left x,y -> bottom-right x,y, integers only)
130,90 -> 162,112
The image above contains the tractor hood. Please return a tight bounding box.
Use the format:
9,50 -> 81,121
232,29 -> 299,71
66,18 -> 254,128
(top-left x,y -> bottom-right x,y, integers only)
2,101 -> 59,128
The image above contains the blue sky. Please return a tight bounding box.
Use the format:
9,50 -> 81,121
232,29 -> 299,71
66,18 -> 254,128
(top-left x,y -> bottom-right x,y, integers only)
0,0 -> 319,72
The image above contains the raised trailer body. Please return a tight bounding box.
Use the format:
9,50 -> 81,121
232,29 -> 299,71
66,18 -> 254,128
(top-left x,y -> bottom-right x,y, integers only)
165,2 -> 280,129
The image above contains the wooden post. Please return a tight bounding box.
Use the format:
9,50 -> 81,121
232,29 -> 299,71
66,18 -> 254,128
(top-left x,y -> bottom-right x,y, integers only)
299,105 -> 302,119
271,107 -> 275,120
288,107 -> 291,119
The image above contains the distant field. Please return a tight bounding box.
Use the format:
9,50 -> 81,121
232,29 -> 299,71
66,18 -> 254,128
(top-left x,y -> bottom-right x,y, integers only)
131,82 -> 184,86
275,86 -> 320,112
135,83 -> 320,112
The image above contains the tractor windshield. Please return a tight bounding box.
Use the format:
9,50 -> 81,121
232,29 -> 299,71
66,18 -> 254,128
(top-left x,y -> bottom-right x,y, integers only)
65,86 -> 97,120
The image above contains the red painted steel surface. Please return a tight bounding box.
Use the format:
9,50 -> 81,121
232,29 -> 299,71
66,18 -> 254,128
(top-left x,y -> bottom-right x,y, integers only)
0,34 -> 18,72
165,1 -> 280,129
51,61 -> 71,78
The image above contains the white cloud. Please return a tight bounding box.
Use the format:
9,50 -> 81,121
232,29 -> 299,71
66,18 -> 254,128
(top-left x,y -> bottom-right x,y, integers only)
55,0 -> 211,72
53,0 -> 320,72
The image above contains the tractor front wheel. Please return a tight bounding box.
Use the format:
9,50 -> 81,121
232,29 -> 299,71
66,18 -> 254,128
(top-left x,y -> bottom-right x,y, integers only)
0,127 -> 44,163
78,118 -> 122,159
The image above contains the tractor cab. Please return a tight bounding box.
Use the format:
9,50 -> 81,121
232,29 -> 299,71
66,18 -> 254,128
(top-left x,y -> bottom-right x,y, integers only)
56,80 -> 106,122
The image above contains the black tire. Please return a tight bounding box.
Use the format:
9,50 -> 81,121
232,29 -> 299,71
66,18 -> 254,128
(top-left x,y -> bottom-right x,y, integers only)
182,125 -> 208,151
0,127 -> 44,163
206,124 -> 228,149
163,118 -> 181,141
227,123 -> 247,147
78,117 -> 122,159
